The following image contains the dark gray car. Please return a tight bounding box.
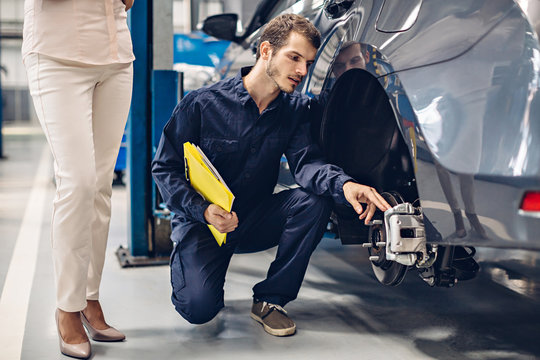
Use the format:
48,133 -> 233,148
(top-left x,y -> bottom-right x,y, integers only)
202,0 -> 540,287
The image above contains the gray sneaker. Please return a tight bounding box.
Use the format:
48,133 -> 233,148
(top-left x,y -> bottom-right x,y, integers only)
250,300 -> 296,336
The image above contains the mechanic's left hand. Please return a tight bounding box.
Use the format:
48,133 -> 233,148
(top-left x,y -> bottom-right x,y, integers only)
342,181 -> 391,225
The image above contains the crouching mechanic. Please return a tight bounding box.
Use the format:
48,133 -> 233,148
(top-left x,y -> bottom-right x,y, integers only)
152,14 -> 391,337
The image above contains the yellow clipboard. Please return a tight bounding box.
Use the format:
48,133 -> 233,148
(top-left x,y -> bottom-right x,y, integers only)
183,142 -> 235,246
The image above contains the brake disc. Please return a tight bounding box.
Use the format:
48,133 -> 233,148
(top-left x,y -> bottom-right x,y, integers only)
368,192 -> 409,286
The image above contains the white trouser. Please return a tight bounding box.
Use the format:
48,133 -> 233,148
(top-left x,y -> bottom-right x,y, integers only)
24,53 -> 133,312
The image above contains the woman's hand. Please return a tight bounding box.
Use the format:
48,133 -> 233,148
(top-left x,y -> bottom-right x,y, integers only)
122,0 -> 134,10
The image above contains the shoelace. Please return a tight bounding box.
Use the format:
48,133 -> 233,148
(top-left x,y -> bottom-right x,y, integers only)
261,302 -> 288,319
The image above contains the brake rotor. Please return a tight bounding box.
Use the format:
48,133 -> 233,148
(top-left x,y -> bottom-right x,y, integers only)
368,192 -> 409,286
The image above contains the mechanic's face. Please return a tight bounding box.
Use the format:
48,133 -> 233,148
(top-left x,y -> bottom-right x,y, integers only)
333,43 -> 367,78
265,32 -> 317,93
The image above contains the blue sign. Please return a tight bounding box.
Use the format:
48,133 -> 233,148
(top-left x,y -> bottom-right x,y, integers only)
173,31 -> 230,67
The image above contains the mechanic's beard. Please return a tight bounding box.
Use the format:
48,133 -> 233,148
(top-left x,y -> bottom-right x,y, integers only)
266,57 -> 294,94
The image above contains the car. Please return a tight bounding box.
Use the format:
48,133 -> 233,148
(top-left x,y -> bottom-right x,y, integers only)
172,31 -> 231,92
201,0 -> 540,288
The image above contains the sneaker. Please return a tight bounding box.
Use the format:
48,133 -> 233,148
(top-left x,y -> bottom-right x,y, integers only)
250,300 -> 296,336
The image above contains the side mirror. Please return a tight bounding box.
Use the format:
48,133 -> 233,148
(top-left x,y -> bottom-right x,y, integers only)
202,13 -> 239,42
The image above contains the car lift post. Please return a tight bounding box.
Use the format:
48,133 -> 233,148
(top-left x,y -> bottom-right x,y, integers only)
0,30 -> 3,160
116,0 -> 180,267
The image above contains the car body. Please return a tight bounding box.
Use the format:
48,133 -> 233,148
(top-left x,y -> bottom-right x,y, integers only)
202,0 -> 540,286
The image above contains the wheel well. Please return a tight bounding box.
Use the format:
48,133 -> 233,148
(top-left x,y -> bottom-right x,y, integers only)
317,69 -> 419,243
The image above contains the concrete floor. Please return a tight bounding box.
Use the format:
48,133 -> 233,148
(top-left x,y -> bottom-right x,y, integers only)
2,126 -> 540,360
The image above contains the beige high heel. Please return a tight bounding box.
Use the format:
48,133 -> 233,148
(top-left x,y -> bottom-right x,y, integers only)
81,311 -> 126,342
55,310 -> 91,359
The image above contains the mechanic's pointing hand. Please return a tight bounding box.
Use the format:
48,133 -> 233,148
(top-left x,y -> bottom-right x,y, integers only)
342,181 -> 391,225
204,204 -> 239,233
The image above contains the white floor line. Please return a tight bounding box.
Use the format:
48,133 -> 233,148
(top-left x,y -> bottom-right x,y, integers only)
0,145 -> 51,360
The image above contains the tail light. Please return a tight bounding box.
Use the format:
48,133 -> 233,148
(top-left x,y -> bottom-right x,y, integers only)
520,191 -> 540,212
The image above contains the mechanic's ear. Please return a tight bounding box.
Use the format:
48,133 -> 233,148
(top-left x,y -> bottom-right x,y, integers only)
260,41 -> 272,60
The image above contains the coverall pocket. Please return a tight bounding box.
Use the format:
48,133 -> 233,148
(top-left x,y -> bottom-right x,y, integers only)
170,243 -> 186,295
201,138 -> 239,157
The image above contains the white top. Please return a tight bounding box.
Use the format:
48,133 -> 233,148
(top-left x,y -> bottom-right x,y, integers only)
22,0 -> 135,65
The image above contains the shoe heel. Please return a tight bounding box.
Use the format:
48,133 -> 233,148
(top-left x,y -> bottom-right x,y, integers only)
55,310 -> 91,359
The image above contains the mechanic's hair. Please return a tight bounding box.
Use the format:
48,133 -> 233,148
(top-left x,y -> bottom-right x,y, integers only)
256,13 -> 321,60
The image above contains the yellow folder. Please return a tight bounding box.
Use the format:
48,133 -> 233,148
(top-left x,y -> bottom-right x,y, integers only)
183,142 -> 235,246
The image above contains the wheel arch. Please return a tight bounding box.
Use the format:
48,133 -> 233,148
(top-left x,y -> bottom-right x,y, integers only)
316,68 -> 422,244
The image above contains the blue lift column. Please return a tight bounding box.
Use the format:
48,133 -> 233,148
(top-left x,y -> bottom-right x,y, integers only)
117,0 -> 179,266
0,36 -> 3,159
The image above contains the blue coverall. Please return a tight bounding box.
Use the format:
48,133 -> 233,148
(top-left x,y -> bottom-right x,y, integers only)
152,67 -> 354,324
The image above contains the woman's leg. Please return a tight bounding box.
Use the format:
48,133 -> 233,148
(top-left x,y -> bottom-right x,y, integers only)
84,62 -> 133,328
25,53 -> 100,343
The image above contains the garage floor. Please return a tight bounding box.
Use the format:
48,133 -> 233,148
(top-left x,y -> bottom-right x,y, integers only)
2,126 -> 540,360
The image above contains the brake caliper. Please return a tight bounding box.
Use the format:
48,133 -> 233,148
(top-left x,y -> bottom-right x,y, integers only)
383,202 -> 428,265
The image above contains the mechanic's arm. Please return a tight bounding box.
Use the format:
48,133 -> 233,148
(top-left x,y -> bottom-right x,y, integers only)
151,93 -> 238,233
152,92 -> 210,224
285,106 -> 390,224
